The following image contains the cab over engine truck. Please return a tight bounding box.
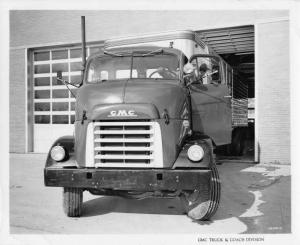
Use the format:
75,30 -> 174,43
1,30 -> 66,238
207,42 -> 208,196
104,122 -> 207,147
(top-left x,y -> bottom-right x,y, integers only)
44,17 -> 248,221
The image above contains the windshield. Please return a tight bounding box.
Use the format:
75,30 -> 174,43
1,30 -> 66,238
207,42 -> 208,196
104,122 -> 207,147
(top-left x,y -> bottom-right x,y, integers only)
86,52 -> 180,83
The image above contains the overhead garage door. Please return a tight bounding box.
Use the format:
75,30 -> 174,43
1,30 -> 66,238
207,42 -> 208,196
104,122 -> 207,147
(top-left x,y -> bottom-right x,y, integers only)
32,45 -> 102,152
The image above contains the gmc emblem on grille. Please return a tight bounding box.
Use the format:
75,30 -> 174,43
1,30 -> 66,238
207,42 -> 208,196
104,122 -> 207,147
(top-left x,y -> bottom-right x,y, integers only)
108,110 -> 138,117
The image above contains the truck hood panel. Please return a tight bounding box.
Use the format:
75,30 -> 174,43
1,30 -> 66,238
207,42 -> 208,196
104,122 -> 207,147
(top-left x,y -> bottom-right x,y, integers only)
124,80 -> 186,119
77,79 -> 187,120
90,103 -> 160,120
77,80 -> 126,112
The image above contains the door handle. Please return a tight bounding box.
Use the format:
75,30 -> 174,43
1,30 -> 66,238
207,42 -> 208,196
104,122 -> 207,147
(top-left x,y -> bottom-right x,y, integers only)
224,95 -> 232,98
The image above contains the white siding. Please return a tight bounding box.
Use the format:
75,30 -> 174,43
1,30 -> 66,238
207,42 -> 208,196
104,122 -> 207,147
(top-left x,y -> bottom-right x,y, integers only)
256,20 -> 290,164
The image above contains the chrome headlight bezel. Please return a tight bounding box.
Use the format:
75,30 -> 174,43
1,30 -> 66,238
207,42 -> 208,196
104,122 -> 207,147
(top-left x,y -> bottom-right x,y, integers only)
50,145 -> 66,162
187,144 -> 205,162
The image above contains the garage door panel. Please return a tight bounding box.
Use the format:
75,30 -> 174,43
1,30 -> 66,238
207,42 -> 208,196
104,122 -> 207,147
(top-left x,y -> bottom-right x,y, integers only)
34,124 -> 74,153
32,45 -> 102,152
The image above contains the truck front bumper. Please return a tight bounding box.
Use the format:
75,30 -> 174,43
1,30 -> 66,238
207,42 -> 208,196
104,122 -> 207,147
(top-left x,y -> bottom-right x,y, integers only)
44,168 -> 211,191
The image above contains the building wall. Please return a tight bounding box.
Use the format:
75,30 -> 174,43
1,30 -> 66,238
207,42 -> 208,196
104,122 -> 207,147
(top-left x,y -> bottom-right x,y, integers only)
256,20 -> 290,164
9,48 -> 26,153
9,10 -> 290,164
10,10 -> 288,48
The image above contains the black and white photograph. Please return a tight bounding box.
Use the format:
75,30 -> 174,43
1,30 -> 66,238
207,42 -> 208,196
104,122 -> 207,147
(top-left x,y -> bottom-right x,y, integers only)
1,0 -> 300,244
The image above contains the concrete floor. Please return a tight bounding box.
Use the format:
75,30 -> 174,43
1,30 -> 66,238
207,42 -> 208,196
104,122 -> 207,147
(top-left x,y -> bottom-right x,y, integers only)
9,153 -> 291,234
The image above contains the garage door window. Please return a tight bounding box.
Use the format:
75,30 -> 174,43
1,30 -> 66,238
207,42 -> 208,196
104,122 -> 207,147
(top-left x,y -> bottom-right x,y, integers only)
33,46 -> 101,125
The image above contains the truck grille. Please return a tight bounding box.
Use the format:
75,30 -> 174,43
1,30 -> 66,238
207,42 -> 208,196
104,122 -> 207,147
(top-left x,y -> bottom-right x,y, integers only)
85,121 -> 163,168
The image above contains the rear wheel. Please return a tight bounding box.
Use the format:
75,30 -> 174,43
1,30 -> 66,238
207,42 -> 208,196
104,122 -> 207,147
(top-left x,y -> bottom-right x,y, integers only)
63,187 -> 83,217
180,166 -> 221,220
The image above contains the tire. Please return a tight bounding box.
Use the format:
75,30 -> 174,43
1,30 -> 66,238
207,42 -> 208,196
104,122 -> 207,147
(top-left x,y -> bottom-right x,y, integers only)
180,166 -> 221,221
63,187 -> 83,217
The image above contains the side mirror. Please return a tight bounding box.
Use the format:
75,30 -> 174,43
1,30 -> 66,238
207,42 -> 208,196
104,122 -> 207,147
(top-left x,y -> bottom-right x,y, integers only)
57,71 -> 63,80
56,71 -> 81,88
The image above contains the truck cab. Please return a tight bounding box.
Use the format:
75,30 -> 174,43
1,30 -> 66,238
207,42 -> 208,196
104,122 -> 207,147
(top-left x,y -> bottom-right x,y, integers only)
44,30 -> 244,221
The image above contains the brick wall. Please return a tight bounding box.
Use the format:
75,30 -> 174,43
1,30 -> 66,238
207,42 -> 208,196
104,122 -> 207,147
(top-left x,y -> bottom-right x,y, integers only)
10,10 -> 288,48
256,20 -> 290,164
10,48 -> 26,153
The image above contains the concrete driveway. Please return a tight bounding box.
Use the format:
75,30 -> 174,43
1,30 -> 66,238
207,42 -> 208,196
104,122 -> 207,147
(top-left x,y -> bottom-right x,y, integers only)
9,154 -> 290,234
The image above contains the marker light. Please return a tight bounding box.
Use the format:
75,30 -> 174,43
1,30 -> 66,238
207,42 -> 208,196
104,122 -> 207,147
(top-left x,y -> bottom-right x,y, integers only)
187,144 -> 204,162
50,146 -> 66,162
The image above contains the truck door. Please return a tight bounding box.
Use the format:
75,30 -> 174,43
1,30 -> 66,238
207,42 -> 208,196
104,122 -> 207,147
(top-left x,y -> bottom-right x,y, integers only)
188,54 -> 232,146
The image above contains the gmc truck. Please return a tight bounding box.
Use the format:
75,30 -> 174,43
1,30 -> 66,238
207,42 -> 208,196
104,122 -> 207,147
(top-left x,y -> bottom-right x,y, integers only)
44,18 -> 247,221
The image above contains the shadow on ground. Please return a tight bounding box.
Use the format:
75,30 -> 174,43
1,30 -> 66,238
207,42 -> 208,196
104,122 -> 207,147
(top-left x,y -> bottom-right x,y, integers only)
82,164 -> 253,219
9,153 -> 291,234
81,162 -> 291,233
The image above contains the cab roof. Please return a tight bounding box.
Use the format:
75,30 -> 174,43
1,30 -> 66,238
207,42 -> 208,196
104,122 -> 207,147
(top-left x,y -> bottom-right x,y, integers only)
88,45 -> 187,61
103,30 -> 206,50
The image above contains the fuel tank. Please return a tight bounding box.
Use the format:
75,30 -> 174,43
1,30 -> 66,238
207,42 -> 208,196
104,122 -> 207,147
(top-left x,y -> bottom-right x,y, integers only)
75,79 -> 190,168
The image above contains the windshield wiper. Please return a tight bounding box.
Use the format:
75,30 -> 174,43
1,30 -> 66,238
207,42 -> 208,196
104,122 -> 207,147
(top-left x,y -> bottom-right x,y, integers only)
103,50 -> 124,57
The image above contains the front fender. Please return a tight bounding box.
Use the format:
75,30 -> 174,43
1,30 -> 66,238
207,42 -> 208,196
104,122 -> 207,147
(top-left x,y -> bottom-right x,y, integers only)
172,138 -> 214,169
45,136 -> 78,168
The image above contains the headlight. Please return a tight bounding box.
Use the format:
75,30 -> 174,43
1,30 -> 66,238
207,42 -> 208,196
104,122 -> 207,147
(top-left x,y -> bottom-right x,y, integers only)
187,144 -> 204,162
50,145 -> 66,162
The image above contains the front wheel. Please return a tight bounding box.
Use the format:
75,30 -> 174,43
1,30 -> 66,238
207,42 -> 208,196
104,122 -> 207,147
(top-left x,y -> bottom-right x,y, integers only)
180,166 -> 221,220
63,187 -> 83,217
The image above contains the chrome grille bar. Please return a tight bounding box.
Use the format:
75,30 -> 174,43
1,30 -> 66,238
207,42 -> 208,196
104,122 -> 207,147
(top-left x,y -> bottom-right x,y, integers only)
86,121 -> 163,168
